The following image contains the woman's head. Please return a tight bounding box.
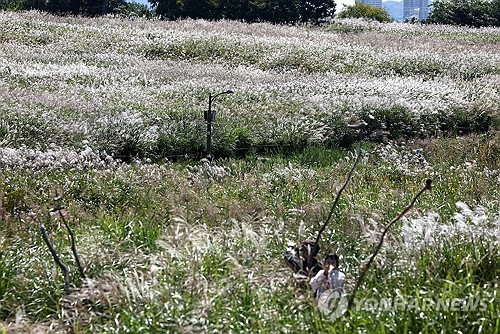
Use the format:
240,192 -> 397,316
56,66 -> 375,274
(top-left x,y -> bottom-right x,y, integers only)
324,253 -> 339,268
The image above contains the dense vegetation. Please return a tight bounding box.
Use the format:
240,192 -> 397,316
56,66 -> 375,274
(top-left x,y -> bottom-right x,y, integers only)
0,12 -> 498,160
0,0 -> 150,16
0,11 -> 499,333
153,0 -> 336,23
2,0 -> 500,26
428,0 -> 500,27
0,0 -> 336,23
338,1 -> 392,23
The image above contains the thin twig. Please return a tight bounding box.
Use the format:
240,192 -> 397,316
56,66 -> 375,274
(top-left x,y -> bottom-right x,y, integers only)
306,124 -> 366,276
40,223 -> 71,294
315,126 -> 366,245
347,179 -> 433,310
51,194 -> 86,280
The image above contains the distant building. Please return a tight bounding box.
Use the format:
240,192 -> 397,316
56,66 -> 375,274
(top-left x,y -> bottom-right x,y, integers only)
358,0 -> 383,8
403,0 -> 429,20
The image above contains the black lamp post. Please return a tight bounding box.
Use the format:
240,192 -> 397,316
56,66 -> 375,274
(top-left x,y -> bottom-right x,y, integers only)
204,90 -> 233,159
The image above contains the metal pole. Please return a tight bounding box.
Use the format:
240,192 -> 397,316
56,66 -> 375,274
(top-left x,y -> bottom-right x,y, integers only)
206,94 -> 213,159
204,90 -> 233,160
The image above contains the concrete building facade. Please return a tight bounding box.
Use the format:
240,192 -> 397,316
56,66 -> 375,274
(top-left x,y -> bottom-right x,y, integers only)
358,0 -> 383,8
403,0 -> 430,20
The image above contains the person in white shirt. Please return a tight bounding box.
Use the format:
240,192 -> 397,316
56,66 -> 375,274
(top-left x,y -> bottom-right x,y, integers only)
309,253 -> 345,299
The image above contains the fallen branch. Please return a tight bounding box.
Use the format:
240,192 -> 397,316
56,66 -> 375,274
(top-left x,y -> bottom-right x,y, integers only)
40,223 -> 71,294
347,179 -> 433,310
51,194 -> 86,280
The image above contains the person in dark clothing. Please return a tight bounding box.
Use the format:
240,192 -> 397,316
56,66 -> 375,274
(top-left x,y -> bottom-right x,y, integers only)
284,240 -> 323,278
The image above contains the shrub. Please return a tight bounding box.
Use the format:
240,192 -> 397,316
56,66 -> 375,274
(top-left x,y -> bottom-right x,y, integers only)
338,1 -> 393,23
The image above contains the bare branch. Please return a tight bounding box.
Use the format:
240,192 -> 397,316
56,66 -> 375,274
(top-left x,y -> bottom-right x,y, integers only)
305,126 -> 365,277
315,127 -> 365,245
40,223 -> 71,294
51,193 -> 86,280
347,179 -> 432,310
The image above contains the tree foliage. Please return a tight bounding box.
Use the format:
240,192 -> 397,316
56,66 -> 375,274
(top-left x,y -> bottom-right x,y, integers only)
2,0 -> 335,23
337,1 -> 392,23
0,0 -> 149,16
427,0 -> 500,27
151,0 -> 336,23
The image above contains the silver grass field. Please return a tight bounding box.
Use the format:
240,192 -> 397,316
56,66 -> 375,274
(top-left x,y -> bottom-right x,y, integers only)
0,11 -> 499,333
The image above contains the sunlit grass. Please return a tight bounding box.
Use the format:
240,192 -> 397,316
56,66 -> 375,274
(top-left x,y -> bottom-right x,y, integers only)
0,11 -> 499,333
1,12 -> 499,160
1,134 -> 498,332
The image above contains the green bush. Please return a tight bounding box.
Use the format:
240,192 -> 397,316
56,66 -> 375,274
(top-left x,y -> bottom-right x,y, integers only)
358,105 -> 418,141
439,107 -> 493,135
338,1 -> 393,23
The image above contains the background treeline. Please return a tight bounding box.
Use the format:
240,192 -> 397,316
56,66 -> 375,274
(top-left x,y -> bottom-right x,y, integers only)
427,0 -> 500,27
0,0 -> 499,27
152,0 -> 336,23
0,0 -> 151,16
0,0 -> 336,22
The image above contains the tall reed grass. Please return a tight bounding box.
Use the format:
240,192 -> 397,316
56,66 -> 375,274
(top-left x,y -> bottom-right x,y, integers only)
0,11 -> 498,333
